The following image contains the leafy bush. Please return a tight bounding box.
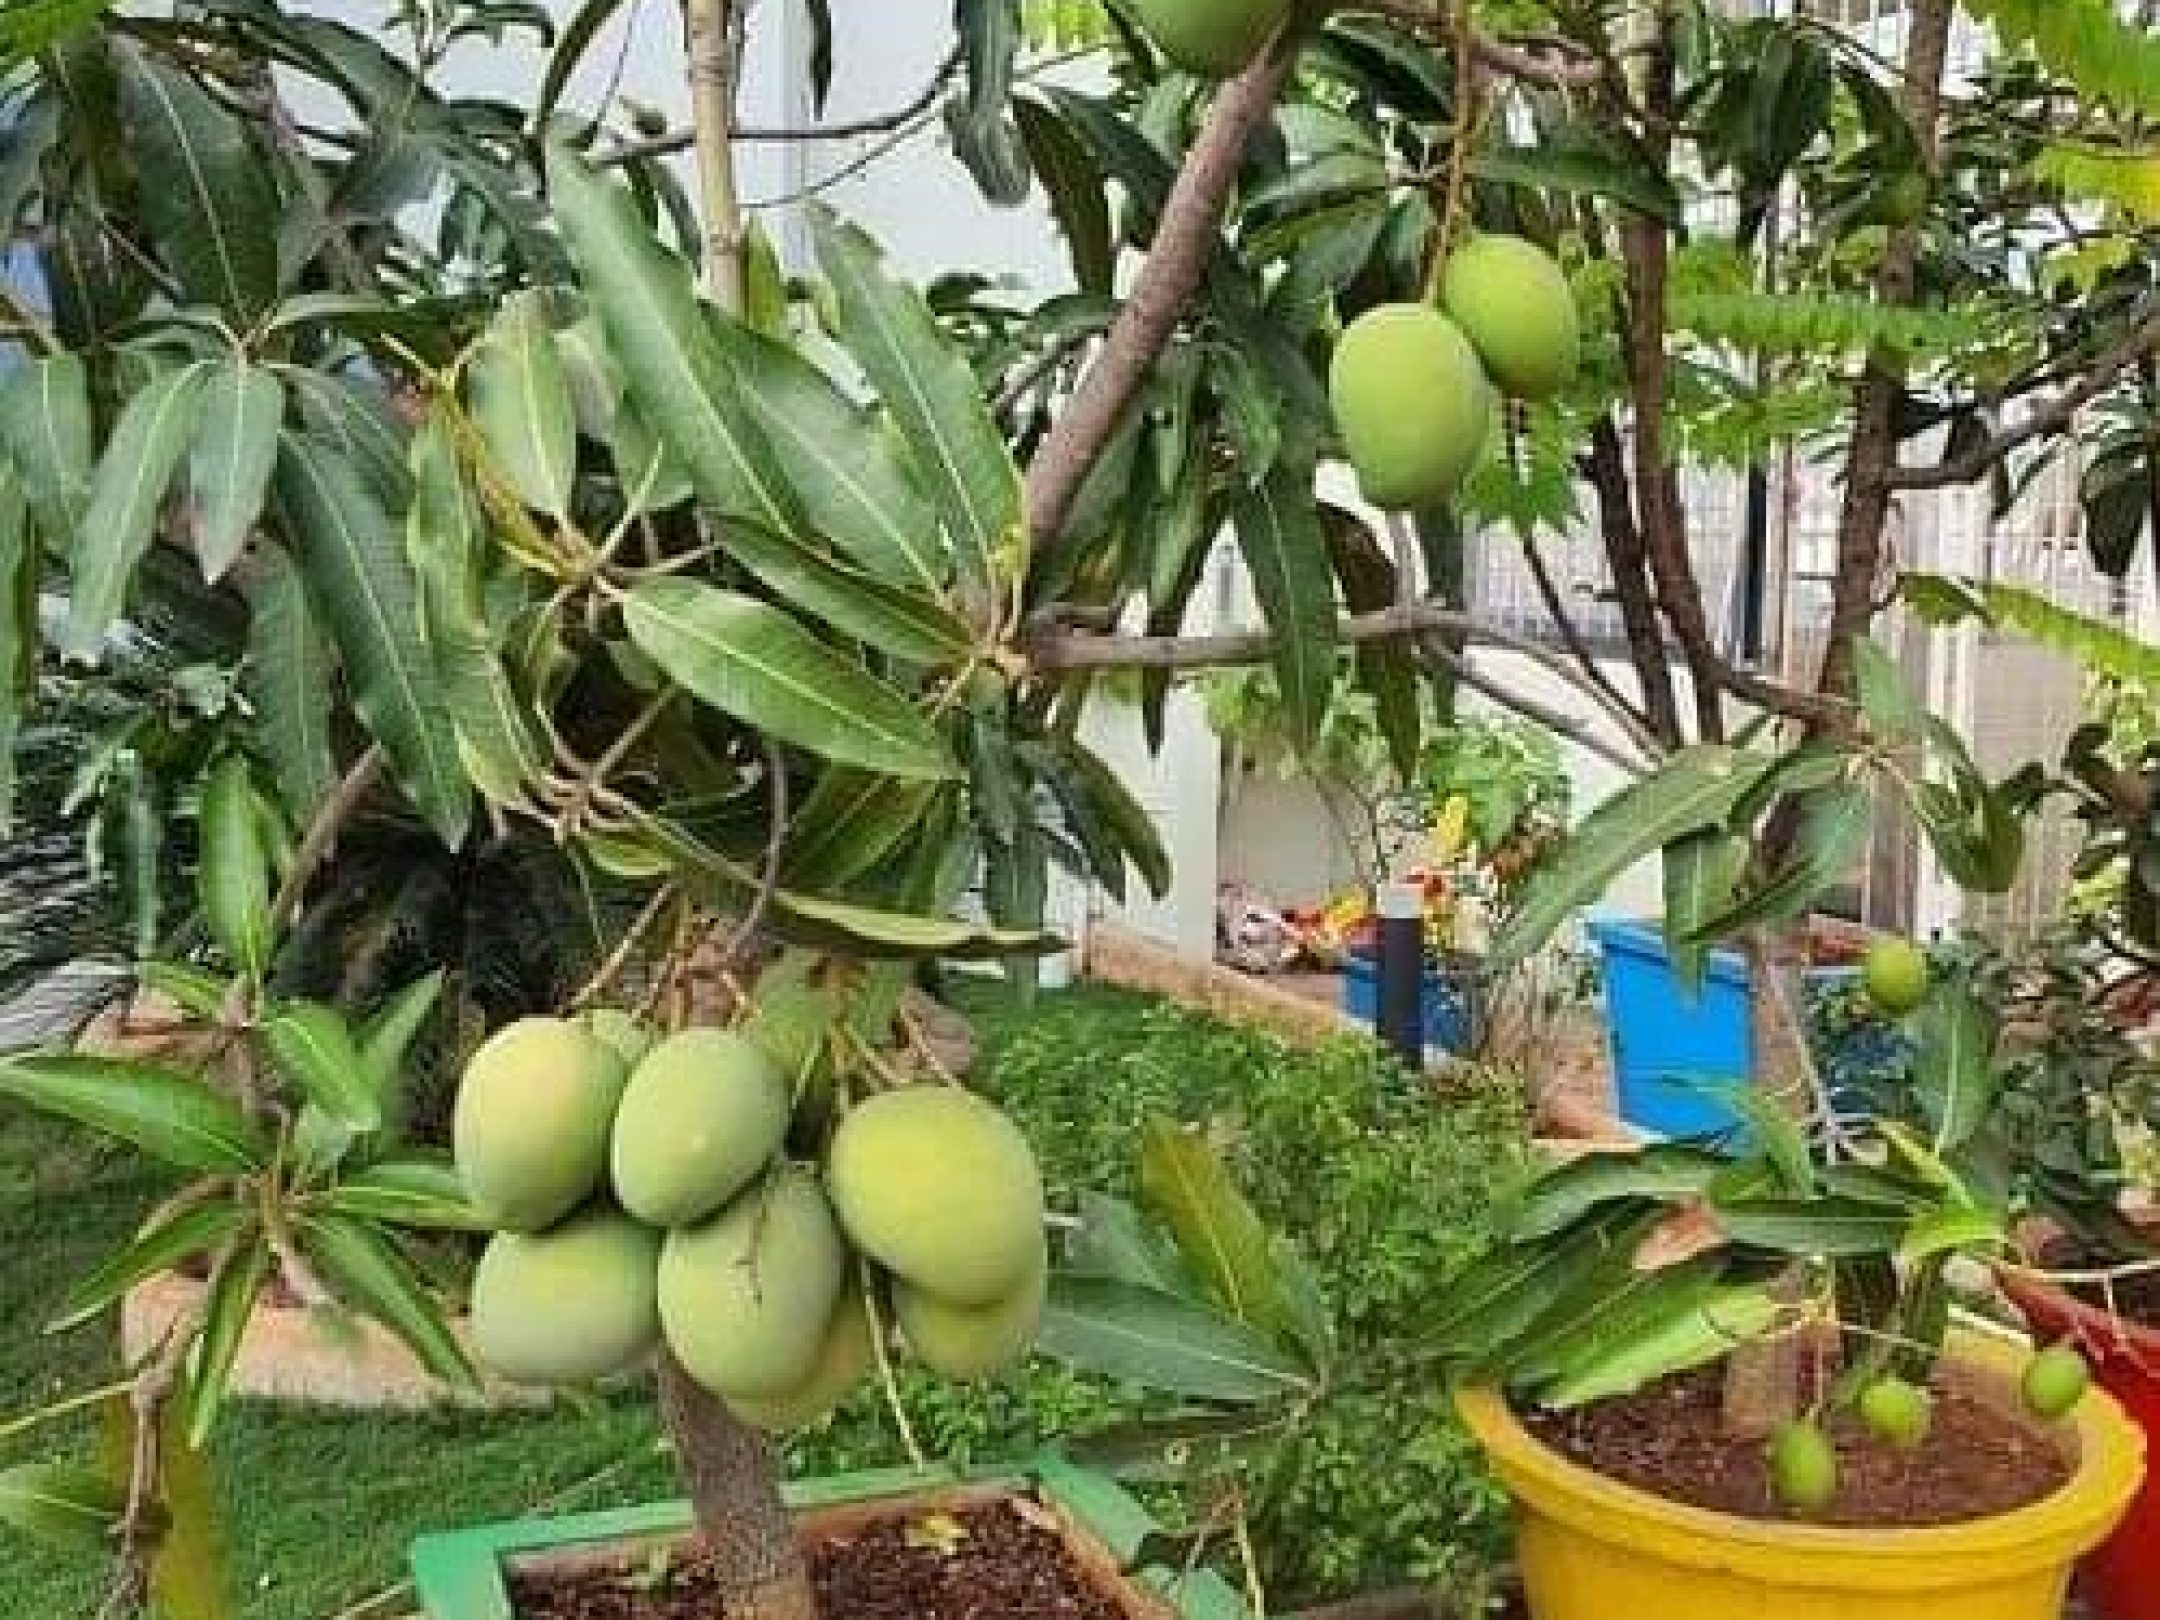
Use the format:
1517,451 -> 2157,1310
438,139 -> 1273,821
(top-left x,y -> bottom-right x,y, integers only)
788,985 -> 1532,1607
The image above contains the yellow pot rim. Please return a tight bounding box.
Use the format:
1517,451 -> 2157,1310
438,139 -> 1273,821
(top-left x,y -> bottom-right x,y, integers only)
1458,1333 -> 2146,1586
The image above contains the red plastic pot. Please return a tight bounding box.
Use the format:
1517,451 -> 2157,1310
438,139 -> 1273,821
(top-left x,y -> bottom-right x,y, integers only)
2002,1267 -> 2160,1620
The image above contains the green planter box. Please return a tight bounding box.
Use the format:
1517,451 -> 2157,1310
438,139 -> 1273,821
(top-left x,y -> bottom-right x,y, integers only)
409,1454 -> 1248,1620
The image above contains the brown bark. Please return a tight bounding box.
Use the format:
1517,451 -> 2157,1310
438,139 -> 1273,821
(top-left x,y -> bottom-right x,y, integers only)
1021,47 -> 1294,554
1584,418 -> 1684,746
1814,0 -> 1955,700
658,1353 -> 817,1620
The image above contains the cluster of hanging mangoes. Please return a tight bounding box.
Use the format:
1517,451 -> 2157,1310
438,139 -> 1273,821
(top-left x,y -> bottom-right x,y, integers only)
1119,0 -> 1585,514
452,1003 -> 1048,1429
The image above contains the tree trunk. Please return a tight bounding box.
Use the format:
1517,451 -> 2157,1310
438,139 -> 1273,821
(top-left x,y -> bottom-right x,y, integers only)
658,1352 -> 818,1620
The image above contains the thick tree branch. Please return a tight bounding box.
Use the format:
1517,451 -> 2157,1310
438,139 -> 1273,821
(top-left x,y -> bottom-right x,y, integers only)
1886,308 -> 2160,491
1815,0 -> 1954,699
1022,46 -> 1293,553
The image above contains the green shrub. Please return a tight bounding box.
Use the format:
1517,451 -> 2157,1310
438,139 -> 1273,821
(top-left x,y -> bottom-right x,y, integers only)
788,984 -> 1532,1607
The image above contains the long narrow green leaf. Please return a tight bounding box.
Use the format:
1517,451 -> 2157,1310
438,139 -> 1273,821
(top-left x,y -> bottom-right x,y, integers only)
0,1463 -> 125,1552
1139,1119 -> 1297,1344
186,362 -> 283,584
1713,1197 -> 1912,1257
721,520 -> 975,666
198,756 -> 271,979
705,320 -> 946,591
276,436 -> 471,845
116,47 -> 279,317
185,1240 -> 271,1446
54,1201 -> 250,1332
406,420 -> 544,806
546,145 -> 800,534
811,208 -> 1020,591
1039,1276 -> 1315,1404
244,545 -> 338,821
261,1000 -> 381,1133
470,290 -> 576,516
359,970 -> 446,1098
1542,1284 -> 1780,1408
0,352 -> 92,531
1491,746 -> 1770,968
1512,1146 -> 1729,1241
297,1213 -> 478,1392
0,1054 -> 268,1173
1232,463 -> 1338,752
321,1158 -> 485,1231
622,577 -> 958,780
64,362 -> 210,659
782,769 -> 940,891
1914,984 -> 1995,1154
1662,831 -> 1745,992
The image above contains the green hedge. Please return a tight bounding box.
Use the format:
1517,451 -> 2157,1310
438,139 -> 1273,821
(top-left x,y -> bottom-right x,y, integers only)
789,984 -> 1532,1608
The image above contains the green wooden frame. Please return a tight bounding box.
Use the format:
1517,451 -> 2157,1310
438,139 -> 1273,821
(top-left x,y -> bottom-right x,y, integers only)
408,1453 -> 1249,1619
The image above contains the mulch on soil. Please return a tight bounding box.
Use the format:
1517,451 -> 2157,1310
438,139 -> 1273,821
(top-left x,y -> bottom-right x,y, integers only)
1524,1365 -> 2072,1528
509,1498 -> 1136,1620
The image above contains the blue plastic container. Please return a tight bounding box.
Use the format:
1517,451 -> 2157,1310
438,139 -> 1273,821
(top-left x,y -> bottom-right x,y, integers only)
1341,951 -> 1480,1055
1589,916 -> 1867,1140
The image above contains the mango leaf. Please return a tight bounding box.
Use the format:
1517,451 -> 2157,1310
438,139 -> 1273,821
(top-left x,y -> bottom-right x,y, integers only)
261,1000 -> 381,1133
1662,831 -> 1745,993
1427,1209 -> 1655,1365
139,963 -> 231,1022
0,1053 -> 268,1173
622,577 -> 957,780
1139,1120 -> 1297,1344
1491,747 -> 1770,968
782,769 -> 941,891
359,970 -> 446,1097
470,290 -> 576,516
0,351 -> 92,532
186,362 -> 283,584
296,1212 -> 478,1392
243,545 -> 337,820
1849,636 -> 1923,741
1506,1252 -> 1734,1389
1056,737 -> 1172,901
1512,1145 -> 1730,1241
1542,1285 -> 1782,1408
1913,982 -> 1995,1154
1902,573 -> 2160,687
720,521 -> 974,666
1693,780 -> 1871,942
0,1463 -> 124,1552
547,145 -> 800,535
64,362 -> 211,659
1063,1191 -> 1190,1294
406,420 -> 545,806
812,208 -> 1020,591
1711,1197 -> 1911,1256
276,437 -> 471,845
185,1240 -> 271,1446
198,756 -> 271,979
1013,94 -> 1114,294
320,1158 -> 484,1230
1898,1200 -> 2006,1266
705,320 -> 947,592
116,47 -> 279,316
54,1200 -> 249,1332
1039,1276 -> 1316,1404
1232,463 -> 1338,754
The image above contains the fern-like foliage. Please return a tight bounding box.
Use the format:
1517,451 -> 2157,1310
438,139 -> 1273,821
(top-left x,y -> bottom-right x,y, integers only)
1966,0 -> 2160,119
1670,290 -> 1987,360
2030,142 -> 2160,227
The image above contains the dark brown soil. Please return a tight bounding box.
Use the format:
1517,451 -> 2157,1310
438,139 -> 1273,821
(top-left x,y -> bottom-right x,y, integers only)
1523,1365 -> 2072,1527
509,1499 -> 1136,1620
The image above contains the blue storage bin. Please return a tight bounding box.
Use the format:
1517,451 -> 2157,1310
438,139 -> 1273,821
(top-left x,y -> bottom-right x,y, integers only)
1341,951 -> 1480,1055
1589,916 -> 1873,1140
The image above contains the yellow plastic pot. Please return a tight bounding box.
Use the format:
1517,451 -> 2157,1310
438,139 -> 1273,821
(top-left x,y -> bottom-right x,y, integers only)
1458,1336 -> 2145,1620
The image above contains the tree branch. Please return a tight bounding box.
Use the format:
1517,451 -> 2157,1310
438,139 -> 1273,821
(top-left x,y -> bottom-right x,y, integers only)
1886,308 -> 2160,491
1814,0 -> 1954,700
1022,45 -> 1294,553
685,0 -> 747,309
268,746 -> 386,940
1335,2 -> 1604,87
603,47 -> 965,164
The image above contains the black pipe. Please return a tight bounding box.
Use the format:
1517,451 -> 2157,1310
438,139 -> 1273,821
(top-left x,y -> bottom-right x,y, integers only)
1374,882 -> 1426,1069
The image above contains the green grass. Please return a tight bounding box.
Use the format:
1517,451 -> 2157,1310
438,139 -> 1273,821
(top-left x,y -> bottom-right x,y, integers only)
0,985 -> 1150,1620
